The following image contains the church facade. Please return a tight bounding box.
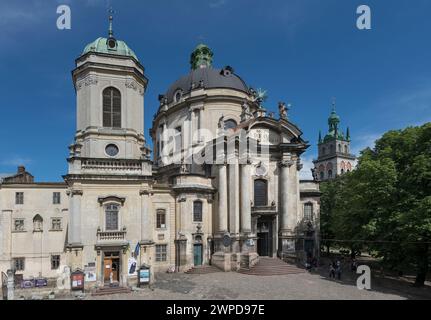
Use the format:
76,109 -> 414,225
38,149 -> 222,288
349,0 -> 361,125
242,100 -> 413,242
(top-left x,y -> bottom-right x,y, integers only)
0,20 -> 320,289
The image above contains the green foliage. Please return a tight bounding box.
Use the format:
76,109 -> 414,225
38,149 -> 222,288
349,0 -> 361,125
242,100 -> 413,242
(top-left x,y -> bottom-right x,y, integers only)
320,123 -> 431,285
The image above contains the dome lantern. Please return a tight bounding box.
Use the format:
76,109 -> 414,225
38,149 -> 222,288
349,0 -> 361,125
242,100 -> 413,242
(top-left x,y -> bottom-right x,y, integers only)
190,44 -> 214,70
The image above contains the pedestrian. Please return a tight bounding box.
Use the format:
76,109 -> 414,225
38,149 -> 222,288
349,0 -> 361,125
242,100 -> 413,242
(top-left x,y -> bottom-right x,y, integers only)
329,262 -> 336,279
351,259 -> 358,272
336,260 -> 342,280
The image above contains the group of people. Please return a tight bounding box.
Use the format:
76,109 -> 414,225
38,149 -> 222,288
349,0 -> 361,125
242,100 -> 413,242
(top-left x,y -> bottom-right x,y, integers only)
329,258 -> 359,280
329,260 -> 342,280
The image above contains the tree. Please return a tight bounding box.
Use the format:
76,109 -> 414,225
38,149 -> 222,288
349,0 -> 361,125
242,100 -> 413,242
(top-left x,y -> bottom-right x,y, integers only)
321,123 -> 431,286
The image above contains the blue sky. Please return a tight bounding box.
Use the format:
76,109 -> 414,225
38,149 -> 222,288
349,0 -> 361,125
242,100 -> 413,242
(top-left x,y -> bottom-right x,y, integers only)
0,0 -> 430,181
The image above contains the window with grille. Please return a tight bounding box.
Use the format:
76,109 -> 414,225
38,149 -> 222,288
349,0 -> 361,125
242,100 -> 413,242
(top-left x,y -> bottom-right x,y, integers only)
304,203 -> 313,220
13,258 -> 25,271
155,244 -> 167,262
254,179 -> 268,207
51,218 -> 62,230
53,192 -> 61,204
51,255 -> 60,270
14,219 -> 25,231
105,204 -> 119,231
193,201 -> 203,222
15,192 -> 24,205
156,209 -> 166,229
103,87 -> 121,128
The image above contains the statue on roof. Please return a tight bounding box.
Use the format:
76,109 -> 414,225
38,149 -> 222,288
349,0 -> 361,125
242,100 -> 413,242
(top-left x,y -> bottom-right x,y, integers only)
278,102 -> 289,120
241,101 -> 253,122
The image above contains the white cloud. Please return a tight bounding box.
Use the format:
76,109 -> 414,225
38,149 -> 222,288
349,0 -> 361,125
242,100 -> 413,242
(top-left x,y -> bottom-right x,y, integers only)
299,155 -> 314,180
0,156 -> 33,167
209,0 -> 227,9
350,133 -> 380,156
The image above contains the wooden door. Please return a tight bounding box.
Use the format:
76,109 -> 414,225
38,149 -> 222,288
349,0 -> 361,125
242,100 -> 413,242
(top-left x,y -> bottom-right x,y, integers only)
104,258 -> 112,282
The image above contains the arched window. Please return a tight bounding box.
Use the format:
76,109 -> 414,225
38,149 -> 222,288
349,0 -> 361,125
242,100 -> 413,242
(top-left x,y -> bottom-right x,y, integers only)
105,204 -> 119,231
320,171 -> 324,180
103,87 -> 121,128
193,201 -> 203,222
33,214 -> 43,232
304,203 -> 313,220
338,144 -> 342,152
328,170 -> 333,179
254,179 -> 268,207
224,119 -> 237,131
344,145 -> 348,154
322,147 -> 326,155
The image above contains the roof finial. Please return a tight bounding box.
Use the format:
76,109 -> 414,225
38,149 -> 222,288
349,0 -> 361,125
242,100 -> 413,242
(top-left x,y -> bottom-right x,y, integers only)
108,7 -> 114,38
331,97 -> 336,113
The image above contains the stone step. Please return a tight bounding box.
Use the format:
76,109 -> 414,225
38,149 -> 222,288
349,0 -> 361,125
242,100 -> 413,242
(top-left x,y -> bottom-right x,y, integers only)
91,286 -> 131,296
185,265 -> 220,274
239,258 -> 305,276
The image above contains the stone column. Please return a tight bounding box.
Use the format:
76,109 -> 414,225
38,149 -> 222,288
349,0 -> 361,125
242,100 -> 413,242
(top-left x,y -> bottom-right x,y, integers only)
240,163 -> 251,234
278,157 -> 297,257
217,164 -> 228,233
229,159 -> 240,235
7,269 -> 15,300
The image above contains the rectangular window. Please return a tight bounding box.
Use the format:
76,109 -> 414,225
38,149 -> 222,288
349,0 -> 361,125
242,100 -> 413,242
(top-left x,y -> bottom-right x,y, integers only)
193,201 -> 203,222
304,203 -> 313,220
51,255 -> 60,270
14,219 -> 25,231
51,218 -> 62,231
15,192 -> 24,205
53,192 -> 61,204
13,258 -> 25,271
155,245 -> 167,262
156,210 -> 166,229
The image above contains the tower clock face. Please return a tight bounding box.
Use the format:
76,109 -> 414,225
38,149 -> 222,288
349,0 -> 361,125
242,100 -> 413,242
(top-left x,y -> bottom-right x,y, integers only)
105,144 -> 119,157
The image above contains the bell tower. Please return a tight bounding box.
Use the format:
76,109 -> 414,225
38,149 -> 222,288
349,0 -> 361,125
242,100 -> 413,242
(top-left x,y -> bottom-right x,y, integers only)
313,100 -> 356,181
68,12 -> 150,175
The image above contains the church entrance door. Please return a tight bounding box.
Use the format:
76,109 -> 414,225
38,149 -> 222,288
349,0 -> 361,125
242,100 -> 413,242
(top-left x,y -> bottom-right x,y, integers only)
257,217 -> 273,257
103,252 -> 120,285
193,244 -> 203,266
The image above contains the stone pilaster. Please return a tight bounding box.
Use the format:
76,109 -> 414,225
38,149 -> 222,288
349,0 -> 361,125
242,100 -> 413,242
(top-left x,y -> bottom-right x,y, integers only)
67,189 -> 83,246
139,189 -> 152,243
217,164 -> 228,234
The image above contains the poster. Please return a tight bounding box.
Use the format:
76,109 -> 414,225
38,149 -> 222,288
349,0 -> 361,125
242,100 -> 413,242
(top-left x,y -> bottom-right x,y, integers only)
84,265 -> 96,282
139,269 -> 150,283
128,257 -> 137,276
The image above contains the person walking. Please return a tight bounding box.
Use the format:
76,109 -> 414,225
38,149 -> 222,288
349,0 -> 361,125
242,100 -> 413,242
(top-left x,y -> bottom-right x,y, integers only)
336,260 -> 342,280
329,262 -> 336,279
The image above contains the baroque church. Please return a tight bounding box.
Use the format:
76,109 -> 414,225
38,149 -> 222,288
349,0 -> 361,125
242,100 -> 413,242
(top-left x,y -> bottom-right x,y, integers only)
0,17 -> 321,289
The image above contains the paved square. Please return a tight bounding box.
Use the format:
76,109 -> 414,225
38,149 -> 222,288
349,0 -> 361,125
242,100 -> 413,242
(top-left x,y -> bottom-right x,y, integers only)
85,270 -> 431,300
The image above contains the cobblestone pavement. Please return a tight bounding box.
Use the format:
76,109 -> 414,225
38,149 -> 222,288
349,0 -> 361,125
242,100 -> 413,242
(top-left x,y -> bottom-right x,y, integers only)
84,270 -> 431,300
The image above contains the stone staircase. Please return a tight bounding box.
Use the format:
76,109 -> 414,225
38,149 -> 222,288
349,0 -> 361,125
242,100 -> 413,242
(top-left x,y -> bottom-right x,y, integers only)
91,285 -> 131,296
239,257 -> 305,276
185,265 -> 221,274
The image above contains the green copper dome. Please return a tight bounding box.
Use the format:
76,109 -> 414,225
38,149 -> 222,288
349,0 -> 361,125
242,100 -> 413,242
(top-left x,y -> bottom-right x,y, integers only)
319,101 -> 350,143
82,12 -> 138,61
82,37 -> 138,61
